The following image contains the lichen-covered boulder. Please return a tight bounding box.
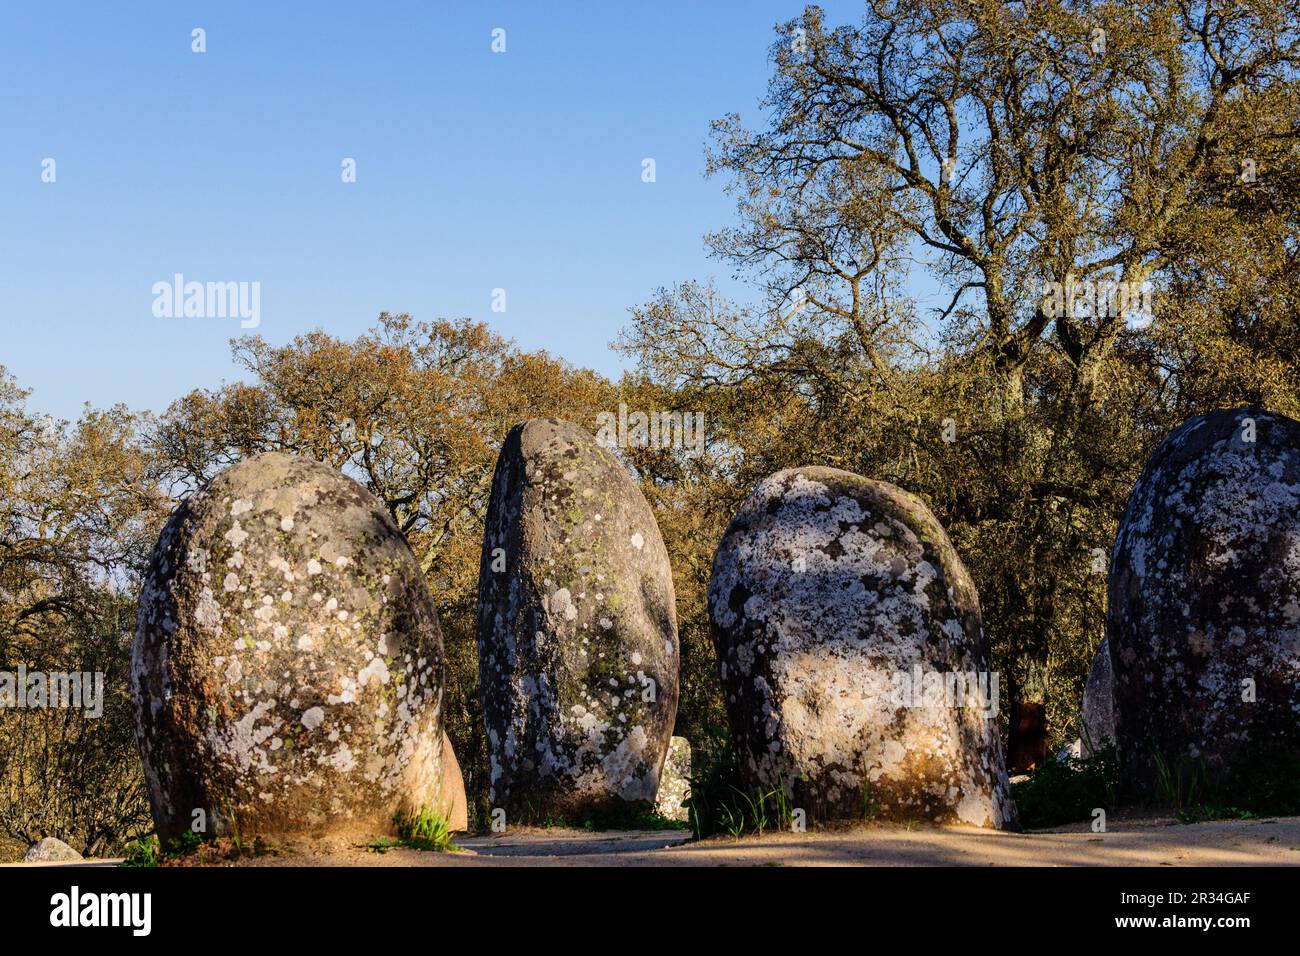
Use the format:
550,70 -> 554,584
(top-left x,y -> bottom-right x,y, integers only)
1107,407 -> 1300,795
476,418 -> 679,821
709,466 -> 1016,828
24,837 -> 82,863
1081,638 -> 1115,757
132,452 -> 448,844
654,736 -> 691,822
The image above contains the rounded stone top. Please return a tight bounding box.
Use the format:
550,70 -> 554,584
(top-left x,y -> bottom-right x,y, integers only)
491,416 -> 677,592
1110,406 -> 1300,628
710,465 -> 982,653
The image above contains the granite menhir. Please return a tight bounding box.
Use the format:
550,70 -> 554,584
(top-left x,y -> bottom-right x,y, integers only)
1108,408 -> 1300,796
709,466 -> 1017,828
132,453 -> 459,843
476,419 -> 679,822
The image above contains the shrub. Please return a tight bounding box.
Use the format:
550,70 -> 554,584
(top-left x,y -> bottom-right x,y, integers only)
1012,745 -> 1119,829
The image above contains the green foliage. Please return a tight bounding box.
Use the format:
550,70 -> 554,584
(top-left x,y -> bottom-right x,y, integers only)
120,836 -> 161,868
861,779 -> 880,823
1012,745 -> 1119,829
1154,746 -> 1300,823
1152,752 -> 1207,818
685,734 -> 795,839
171,830 -> 203,855
393,804 -> 459,852
1219,750 -> 1300,819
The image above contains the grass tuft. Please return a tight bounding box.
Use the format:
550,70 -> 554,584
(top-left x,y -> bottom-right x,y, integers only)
388,804 -> 459,852
685,735 -> 796,838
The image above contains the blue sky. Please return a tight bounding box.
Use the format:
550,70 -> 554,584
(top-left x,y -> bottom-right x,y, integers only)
2,1 -> 885,420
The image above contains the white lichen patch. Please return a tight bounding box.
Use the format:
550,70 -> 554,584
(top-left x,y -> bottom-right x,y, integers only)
357,656 -> 390,687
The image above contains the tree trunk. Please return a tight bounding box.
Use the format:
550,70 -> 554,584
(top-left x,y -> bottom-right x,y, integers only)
1007,700 -> 1049,773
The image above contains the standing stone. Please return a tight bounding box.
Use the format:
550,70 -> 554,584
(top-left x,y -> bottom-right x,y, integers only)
132,452 -> 449,845
1107,407 -> 1300,795
477,419 -> 679,821
1057,739 -> 1083,762
23,837 -> 82,863
654,736 -> 692,822
709,466 -> 1016,828
1081,638 -> 1115,756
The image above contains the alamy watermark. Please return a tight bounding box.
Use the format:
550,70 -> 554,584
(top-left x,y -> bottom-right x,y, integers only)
152,274 -> 261,329
50,886 -> 151,936
888,665 -> 999,719
595,402 -> 705,457
1,665 -> 104,718
1040,276 -> 1153,327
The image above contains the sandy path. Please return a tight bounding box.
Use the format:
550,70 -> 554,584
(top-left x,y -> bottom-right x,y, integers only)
10,814 -> 1300,867
80,814 -> 1293,867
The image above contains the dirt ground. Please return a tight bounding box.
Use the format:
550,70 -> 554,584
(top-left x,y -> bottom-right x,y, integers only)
16,813 -> 1300,867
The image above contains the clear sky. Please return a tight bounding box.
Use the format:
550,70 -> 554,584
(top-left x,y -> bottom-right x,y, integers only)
1,1 -> 883,421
